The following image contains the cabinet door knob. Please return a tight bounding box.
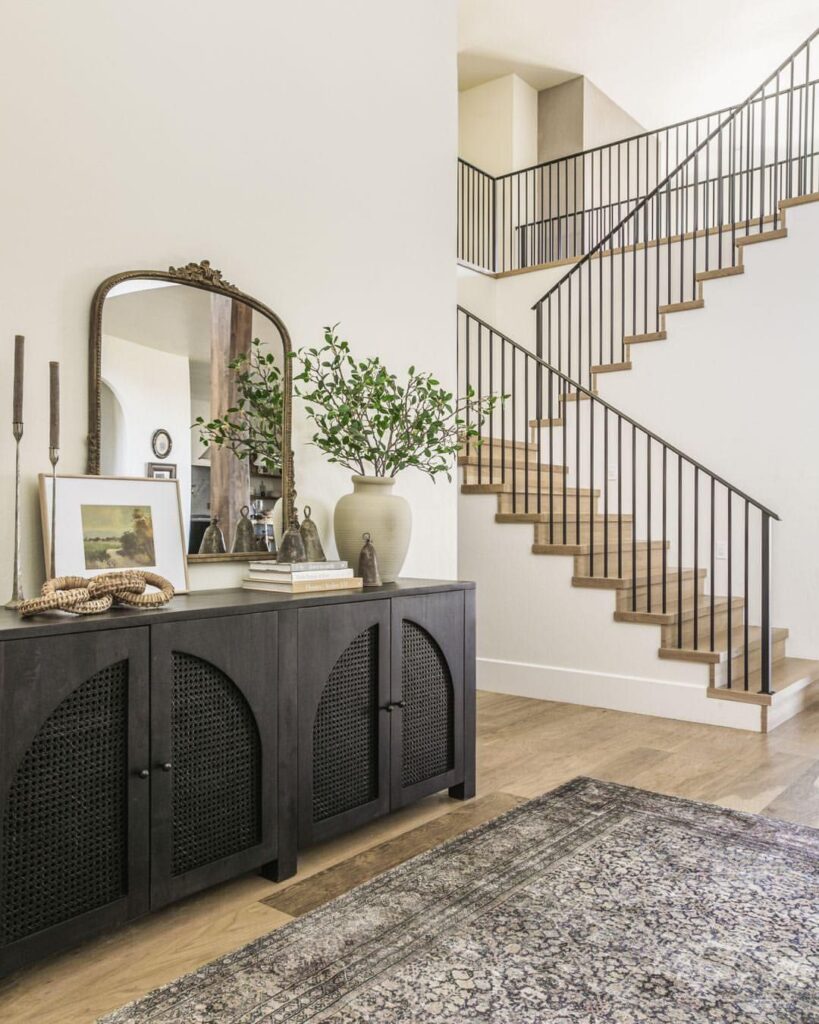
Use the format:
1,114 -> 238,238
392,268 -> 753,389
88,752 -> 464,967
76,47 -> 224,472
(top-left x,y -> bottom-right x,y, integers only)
138,769 -> 150,779
394,701 -> 406,709
379,704 -> 394,713
161,762 -> 173,772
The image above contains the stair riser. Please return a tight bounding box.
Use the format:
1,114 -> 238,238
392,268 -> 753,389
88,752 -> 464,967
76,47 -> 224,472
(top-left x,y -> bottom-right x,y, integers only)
574,547 -> 670,576
615,576 -> 706,612
662,606 -> 745,646
499,494 -> 599,516
462,466 -> 567,487
534,522 -> 634,545
460,453 -> 568,471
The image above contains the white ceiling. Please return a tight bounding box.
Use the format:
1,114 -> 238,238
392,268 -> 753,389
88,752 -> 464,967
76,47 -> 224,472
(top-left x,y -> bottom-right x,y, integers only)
458,0 -> 818,129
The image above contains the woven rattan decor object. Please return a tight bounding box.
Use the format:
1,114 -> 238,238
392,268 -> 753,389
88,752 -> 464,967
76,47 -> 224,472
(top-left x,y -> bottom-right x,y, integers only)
18,571 -> 174,617
313,626 -> 379,824
171,653 -> 262,876
0,662 -> 129,944
401,621 -> 454,788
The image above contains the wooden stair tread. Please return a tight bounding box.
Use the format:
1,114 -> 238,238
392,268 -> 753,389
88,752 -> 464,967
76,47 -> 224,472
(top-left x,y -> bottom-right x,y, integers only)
696,265 -> 744,282
735,227 -> 788,246
707,658 -> 819,706
624,331 -> 667,345
591,361 -> 632,375
657,299 -> 705,314
528,417 -> 565,428
658,626 -> 789,664
779,192 -> 819,209
559,390 -> 598,403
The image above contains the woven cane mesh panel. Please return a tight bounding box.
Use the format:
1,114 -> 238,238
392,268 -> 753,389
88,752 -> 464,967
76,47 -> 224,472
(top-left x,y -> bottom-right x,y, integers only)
171,653 -> 261,876
313,626 -> 378,823
401,621 -> 454,787
0,662 -> 128,945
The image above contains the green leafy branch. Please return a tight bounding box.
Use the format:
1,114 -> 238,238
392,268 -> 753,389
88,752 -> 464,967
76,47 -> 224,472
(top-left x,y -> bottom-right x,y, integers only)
294,325 -> 505,481
194,338 -> 284,474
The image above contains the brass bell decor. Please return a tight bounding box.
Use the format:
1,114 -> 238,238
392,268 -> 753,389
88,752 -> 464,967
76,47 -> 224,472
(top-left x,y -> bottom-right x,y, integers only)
358,532 -> 382,587
232,505 -> 257,553
199,517 -> 226,555
299,505 -> 326,562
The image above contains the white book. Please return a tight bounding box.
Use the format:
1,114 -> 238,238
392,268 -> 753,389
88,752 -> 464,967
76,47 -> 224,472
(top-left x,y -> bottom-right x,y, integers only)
249,560 -> 348,573
246,568 -> 354,583
243,576 -> 363,594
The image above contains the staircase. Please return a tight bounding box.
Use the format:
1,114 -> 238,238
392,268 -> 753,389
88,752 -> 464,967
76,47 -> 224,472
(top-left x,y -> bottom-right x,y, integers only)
456,30 -> 819,732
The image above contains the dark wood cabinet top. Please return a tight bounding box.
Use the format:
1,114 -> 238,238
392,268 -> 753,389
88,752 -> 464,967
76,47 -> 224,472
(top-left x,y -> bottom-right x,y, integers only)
0,579 -> 475,642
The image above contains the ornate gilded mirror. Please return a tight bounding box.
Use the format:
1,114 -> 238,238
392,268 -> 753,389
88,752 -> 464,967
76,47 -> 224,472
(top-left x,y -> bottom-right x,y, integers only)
88,261 -> 294,562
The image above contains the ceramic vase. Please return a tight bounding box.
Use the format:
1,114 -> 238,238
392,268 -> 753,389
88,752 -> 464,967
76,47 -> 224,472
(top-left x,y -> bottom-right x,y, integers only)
334,475 -> 411,583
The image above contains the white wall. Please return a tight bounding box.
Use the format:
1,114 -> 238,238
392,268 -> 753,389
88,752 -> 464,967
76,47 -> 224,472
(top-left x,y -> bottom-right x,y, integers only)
459,73 -> 537,175
0,0 -> 458,596
101,334 -> 192,530
582,78 -> 644,150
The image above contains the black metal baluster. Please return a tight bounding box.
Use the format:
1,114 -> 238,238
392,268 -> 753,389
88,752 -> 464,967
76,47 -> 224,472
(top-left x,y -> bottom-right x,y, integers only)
743,499 -> 750,691
617,416 -> 623,577
524,355 -> 529,513
710,476 -> 715,652
646,435 -> 652,612
677,456 -> 683,649
488,328 -> 494,482
631,424 -> 637,610
501,336 -> 506,484
662,446 -> 667,612
604,407 -> 609,577
511,346 -> 517,512
760,512 -> 772,695
549,368 -> 555,545
693,466 -> 699,650
477,323 -> 483,483
588,396 -> 594,569
727,490 -> 733,688
575,383 -> 581,545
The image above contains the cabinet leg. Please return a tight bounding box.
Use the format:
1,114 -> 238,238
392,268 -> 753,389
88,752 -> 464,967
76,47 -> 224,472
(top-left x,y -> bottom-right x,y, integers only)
260,850 -> 297,883
449,778 -> 475,801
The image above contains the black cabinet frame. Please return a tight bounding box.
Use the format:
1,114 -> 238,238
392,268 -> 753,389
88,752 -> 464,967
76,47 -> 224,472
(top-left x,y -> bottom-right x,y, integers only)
0,580 -> 474,978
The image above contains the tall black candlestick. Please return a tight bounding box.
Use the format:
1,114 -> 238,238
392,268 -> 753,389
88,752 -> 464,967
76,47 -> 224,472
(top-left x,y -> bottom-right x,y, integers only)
48,361 -> 60,580
6,336 -> 25,607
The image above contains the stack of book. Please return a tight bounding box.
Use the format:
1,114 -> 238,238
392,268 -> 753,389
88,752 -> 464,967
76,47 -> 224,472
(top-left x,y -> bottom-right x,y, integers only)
242,560 -> 362,594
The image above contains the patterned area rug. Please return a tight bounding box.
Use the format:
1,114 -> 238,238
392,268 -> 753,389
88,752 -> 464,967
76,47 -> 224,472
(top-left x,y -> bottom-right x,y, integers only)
100,778 -> 819,1023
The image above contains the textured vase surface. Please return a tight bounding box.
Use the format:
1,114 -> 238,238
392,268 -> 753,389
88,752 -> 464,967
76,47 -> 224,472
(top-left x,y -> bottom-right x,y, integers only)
334,475 -> 411,583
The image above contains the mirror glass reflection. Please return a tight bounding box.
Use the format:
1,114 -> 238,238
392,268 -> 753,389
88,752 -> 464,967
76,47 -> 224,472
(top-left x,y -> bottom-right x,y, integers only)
99,280 -> 285,557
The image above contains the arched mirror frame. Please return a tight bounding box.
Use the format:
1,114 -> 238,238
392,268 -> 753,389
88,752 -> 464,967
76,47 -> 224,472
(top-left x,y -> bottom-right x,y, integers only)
87,260 -> 295,562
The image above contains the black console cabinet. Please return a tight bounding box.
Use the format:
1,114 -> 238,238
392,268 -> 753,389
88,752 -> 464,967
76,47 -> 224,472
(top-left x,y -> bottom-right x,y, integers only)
0,580 -> 474,977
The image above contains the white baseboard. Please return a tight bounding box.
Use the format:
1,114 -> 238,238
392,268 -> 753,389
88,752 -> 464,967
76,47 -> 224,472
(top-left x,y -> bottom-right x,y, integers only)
477,656 -> 764,732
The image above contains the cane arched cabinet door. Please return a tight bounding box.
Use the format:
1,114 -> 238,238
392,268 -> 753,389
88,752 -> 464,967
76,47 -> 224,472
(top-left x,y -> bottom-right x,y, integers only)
390,591 -> 465,809
0,628 -> 150,976
149,613 -> 278,909
297,600 -> 391,846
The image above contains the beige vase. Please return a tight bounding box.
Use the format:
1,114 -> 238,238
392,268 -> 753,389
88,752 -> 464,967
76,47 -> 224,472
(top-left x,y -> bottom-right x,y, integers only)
333,475 -> 411,583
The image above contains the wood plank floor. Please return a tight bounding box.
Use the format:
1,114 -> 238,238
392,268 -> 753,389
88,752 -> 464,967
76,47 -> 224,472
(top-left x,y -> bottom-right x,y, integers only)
1,689 -> 818,1024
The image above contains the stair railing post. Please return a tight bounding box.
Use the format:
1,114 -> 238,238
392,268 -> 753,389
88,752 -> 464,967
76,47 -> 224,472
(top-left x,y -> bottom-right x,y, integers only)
759,512 -> 774,695
535,302 -> 543,420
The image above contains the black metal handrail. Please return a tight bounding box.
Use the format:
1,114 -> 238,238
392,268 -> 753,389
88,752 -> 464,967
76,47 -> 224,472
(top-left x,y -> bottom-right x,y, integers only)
458,306 -> 779,694
459,69 -> 819,275
532,29 -> 819,388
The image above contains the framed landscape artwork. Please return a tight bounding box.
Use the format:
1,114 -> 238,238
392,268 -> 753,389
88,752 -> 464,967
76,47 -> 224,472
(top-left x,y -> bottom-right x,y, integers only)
39,474 -> 189,592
